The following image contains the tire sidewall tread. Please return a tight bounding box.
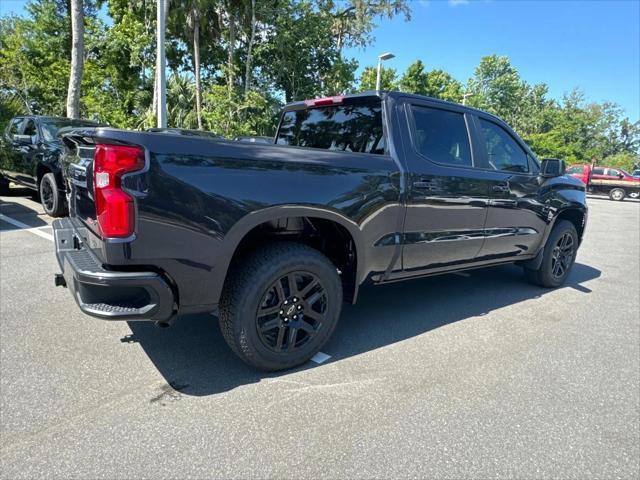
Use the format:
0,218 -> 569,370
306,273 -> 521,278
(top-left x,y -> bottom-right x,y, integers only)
39,172 -> 67,217
526,219 -> 578,288
219,241 -> 342,371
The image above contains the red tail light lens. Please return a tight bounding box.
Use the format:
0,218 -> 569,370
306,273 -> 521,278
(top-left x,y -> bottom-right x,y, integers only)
93,144 -> 145,238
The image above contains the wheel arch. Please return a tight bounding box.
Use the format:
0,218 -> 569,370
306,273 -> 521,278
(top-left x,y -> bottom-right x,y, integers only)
553,207 -> 587,244
216,206 -> 365,305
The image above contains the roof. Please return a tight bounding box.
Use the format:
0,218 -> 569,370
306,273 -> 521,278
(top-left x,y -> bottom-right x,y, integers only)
283,90 -> 504,123
14,115 -> 99,123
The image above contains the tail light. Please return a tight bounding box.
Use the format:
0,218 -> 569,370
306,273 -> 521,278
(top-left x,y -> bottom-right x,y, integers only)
93,144 -> 145,238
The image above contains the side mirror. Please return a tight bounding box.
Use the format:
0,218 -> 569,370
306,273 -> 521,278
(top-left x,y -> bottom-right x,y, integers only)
541,158 -> 566,178
13,134 -> 34,145
618,173 -> 625,179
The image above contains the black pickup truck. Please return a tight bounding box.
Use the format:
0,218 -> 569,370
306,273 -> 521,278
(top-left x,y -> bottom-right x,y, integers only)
1,115 -> 100,216
53,92 -> 587,371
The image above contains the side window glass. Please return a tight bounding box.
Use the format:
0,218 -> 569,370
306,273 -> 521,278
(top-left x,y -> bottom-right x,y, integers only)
606,168 -> 620,177
8,118 -> 24,138
592,167 -> 605,175
410,105 -> 472,167
567,166 -> 583,174
23,120 -> 37,137
479,119 -> 529,173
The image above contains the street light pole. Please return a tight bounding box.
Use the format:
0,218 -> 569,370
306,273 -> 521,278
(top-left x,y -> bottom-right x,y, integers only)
376,52 -> 395,91
156,0 -> 167,128
462,92 -> 472,106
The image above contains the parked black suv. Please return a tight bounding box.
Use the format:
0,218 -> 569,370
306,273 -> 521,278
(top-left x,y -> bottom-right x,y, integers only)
53,92 -> 587,371
0,115 -> 100,216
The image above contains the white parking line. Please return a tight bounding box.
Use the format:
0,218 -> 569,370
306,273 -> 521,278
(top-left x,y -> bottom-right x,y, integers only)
311,351 -> 332,364
0,213 -> 54,242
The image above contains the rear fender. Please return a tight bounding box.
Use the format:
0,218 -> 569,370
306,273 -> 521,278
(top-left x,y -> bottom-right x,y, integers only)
210,205 -> 366,303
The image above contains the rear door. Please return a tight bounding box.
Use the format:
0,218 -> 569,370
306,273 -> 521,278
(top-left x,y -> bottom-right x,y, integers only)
474,116 -> 546,260
18,119 -> 40,187
399,99 -> 491,273
0,118 -> 25,181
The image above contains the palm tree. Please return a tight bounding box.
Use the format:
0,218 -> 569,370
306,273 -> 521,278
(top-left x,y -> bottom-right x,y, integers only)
167,73 -> 198,129
66,0 -> 84,118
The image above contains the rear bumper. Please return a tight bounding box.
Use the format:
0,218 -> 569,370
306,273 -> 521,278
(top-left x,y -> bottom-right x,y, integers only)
53,218 -> 176,322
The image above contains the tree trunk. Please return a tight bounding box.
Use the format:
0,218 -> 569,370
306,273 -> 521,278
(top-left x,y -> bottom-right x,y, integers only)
243,0 -> 256,96
193,18 -> 202,130
66,0 -> 84,118
227,10 -> 235,99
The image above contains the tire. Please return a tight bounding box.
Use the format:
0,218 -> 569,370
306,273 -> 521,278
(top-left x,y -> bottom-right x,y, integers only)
525,220 -> 578,288
219,241 -> 343,371
0,176 -> 9,195
609,188 -> 626,201
39,172 -> 67,217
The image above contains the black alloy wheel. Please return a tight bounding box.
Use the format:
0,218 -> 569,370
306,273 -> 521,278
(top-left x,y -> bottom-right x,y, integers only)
550,232 -> 575,280
256,271 -> 328,353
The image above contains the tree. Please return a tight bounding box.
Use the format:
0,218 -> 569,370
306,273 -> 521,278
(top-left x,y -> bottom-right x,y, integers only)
399,61 -> 463,102
260,1 -> 357,102
330,0 -> 411,53
398,60 -> 427,94
358,65 -> 397,91
465,55 -> 525,127
66,0 -> 84,118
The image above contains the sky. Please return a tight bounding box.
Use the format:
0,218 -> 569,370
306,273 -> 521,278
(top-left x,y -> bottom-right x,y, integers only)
1,0 -> 639,120
344,0 -> 640,120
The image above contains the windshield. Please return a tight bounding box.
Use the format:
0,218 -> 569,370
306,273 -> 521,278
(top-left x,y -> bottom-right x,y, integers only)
41,119 -> 98,141
276,98 -> 385,154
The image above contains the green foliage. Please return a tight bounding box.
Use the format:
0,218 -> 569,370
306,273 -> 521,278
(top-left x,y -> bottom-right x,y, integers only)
201,85 -> 279,137
398,61 -> 463,102
603,152 -> 640,172
0,0 -> 637,167
358,65 -> 398,91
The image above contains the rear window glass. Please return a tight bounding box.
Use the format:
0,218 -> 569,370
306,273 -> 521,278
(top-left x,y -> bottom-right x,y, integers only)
276,100 -> 385,154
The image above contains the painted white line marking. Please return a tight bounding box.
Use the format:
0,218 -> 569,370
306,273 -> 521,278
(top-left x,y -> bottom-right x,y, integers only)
452,271 -> 471,277
311,351 -> 332,364
0,214 -> 54,242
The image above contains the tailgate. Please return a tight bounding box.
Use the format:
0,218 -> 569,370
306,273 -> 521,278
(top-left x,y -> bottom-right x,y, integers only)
61,132 -> 100,236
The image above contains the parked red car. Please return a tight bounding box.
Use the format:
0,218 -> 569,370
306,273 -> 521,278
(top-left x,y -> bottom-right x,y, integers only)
566,164 -> 640,201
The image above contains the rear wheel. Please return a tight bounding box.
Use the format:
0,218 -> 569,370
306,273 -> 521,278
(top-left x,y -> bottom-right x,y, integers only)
609,188 -> 626,201
39,172 -> 67,217
219,242 -> 342,371
525,220 -> 578,288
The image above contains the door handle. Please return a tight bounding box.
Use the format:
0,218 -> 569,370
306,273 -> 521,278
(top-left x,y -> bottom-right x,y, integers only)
413,180 -> 436,189
492,184 -> 510,193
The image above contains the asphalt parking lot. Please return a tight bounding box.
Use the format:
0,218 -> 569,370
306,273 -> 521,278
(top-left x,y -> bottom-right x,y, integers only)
1,189 -> 639,479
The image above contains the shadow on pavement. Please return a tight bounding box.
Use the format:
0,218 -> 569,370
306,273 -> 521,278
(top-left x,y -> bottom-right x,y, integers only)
0,198 -> 49,228
126,262 -> 601,397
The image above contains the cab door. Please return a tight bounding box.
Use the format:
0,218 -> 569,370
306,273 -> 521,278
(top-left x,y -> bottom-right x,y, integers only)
0,117 -> 26,182
398,100 -> 492,274
17,118 -> 40,187
474,115 -> 547,260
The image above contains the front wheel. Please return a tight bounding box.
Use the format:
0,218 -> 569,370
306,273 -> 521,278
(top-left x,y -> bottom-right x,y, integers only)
609,188 -> 626,201
219,242 -> 343,371
39,172 -> 67,217
525,220 -> 578,288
